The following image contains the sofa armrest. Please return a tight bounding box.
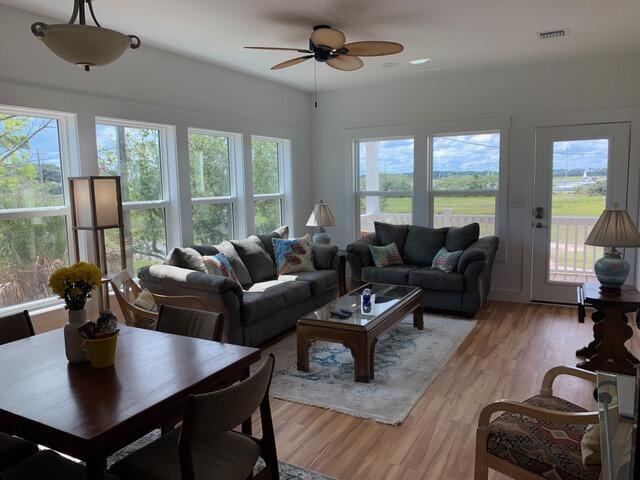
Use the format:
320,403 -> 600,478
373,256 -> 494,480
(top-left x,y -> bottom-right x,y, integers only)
138,265 -> 245,345
346,234 -> 378,268
312,244 -> 339,271
458,236 -> 499,273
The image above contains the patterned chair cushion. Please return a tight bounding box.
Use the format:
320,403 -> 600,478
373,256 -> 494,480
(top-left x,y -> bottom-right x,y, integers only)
487,395 -> 600,480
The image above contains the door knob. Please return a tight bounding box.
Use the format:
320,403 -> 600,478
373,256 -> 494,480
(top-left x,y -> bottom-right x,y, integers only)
535,222 -> 544,229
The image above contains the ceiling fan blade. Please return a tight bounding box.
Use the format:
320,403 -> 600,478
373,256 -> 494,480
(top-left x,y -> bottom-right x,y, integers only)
271,55 -> 313,70
245,46 -> 312,53
310,27 -> 346,50
326,55 -> 363,71
344,41 -> 404,57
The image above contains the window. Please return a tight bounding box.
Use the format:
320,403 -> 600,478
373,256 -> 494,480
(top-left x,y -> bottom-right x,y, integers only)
96,120 -> 169,274
252,137 -> 285,234
355,138 -> 414,237
189,130 -> 235,245
431,132 -> 500,236
0,107 -> 70,310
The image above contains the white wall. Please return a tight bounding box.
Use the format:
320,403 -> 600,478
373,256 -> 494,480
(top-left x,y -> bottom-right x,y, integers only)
0,4 -> 313,239
310,55 -> 640,302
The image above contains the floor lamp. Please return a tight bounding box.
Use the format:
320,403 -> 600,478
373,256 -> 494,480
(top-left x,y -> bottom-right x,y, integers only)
69,176 -> 126,311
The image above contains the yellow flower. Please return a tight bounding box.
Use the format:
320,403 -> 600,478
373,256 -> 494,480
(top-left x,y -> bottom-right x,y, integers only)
48,262 -> 102,298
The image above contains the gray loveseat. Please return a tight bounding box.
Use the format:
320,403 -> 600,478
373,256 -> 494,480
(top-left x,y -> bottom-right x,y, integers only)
139,230 -> 340,346
346,222 -> 498,317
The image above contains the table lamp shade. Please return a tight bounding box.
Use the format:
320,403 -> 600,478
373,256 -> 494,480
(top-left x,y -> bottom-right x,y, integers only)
306,201 -> 336,227
584,209 -> 640,248
70,177 -> 121,228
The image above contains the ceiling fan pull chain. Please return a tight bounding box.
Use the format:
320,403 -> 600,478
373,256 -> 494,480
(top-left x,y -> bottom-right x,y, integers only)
314,61 -> 318,108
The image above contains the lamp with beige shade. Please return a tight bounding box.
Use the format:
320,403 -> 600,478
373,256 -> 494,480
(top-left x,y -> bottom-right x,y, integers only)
306,200 -> 336,245
584,207 -> 640,295
69,176 -> 126,310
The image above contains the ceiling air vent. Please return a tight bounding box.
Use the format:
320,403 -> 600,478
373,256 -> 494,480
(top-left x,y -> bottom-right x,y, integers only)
538,29 -> 568,40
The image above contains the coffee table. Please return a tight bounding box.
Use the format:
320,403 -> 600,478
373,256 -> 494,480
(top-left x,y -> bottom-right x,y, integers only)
296,283 -> 423,382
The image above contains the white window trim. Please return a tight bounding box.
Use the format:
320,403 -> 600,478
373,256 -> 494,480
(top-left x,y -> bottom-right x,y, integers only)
187,128 -> 240,242
0,104 -> 77,315
250,135 -> 291,235
95,116 -> 179,261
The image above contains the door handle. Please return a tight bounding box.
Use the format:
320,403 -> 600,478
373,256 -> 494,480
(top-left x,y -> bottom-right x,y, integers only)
535,222 -> 544,229
534,207 -> 544,219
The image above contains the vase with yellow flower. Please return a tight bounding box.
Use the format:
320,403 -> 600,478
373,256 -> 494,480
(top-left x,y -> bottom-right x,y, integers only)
49,262 -> 102,363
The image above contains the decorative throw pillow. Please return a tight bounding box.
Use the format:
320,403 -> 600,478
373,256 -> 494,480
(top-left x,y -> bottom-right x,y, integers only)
369,242 -> 404,268
131,289 -> 158,330
231,235 -> 277,283
431,247 -> 463,273
203,254 -> 241,284
213,240 -> 253,289
581,424 -> 601,466
272,235 -> 315,275
164,247 -> 207,273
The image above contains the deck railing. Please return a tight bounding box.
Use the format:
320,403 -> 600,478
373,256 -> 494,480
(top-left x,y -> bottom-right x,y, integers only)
360,213 -> 600,276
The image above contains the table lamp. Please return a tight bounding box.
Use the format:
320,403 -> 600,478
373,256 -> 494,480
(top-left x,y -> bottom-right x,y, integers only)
306,200 -> 336,245
584,208 -> 640,295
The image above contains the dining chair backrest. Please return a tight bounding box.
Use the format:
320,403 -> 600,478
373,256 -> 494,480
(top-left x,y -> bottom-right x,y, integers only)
178,354 -> 276,479
0,310 -> 35,346
156,305 -> 224,342
110,270 -> 158,328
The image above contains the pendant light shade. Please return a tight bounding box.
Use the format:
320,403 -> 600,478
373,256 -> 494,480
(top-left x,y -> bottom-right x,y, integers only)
31,0 -> 140,72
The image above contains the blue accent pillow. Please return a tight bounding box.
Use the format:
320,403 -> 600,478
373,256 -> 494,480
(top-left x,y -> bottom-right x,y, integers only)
272,235 -> 315,275
431,247 -> 463,273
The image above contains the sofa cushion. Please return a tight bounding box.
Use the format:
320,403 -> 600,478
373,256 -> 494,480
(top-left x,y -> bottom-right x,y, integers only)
189,245 -> 219,257
431,247 -> 464,273
487,395 -> 599,480
403,226 -> 448,266
408,268 -> 464,292
280,270 -> 338,295
445,223 -> 480,252
256,226 -> 288,262
361,265 -> 419,285
231,235 -> 277,283
164,247 -> 207,273
374,222 -> 409,253
312,244 -> 338,270
213,240 -> 253,289
242,280 -> 312,324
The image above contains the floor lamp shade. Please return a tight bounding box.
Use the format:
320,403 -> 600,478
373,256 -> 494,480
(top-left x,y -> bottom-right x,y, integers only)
69,176 -> 126,310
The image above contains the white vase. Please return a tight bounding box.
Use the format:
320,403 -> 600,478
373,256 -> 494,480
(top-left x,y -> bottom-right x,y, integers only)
64,308 -> 89,363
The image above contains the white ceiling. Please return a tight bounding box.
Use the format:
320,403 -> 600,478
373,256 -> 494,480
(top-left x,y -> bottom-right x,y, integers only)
3,0 -> 639,91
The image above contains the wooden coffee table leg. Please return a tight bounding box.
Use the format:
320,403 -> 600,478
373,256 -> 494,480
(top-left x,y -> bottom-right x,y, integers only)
296,328 -> 311,372
346,336 -> 372,383
413,305 -> 424,330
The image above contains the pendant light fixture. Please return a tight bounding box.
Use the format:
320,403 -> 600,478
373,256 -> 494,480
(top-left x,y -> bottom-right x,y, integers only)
31,0 -> 140,72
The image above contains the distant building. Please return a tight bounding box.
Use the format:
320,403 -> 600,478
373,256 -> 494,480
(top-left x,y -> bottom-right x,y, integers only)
580,170 -> 596,186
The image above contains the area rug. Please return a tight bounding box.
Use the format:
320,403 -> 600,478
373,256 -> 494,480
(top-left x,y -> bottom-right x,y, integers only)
265,314 -> 476,425
107,430 -> 335,479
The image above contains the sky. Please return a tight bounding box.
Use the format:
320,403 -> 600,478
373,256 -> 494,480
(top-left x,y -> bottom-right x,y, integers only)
359,134 -> 609,174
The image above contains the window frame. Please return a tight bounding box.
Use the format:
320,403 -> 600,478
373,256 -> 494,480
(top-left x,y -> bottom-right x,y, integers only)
429,129 -> 501,236
95,116 -> 176,271
251,135 -> 289,234
188,127 -> 239,242
353,135 -> 416,238
0,104 -> 77,314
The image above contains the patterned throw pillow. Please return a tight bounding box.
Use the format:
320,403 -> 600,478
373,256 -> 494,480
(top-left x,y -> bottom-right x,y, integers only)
431,247 -> 463,273
369,242 -> 404,268
203,253 -> 241,284
272,235 -> 315,275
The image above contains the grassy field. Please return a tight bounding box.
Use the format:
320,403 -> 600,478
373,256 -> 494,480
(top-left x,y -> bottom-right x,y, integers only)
371,193 -> 604,217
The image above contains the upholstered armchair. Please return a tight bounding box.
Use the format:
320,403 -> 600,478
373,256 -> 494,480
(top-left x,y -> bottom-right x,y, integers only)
475,365 -> 600,480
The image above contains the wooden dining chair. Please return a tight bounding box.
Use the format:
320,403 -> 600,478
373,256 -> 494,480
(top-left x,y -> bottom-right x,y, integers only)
109,354 -> 279,480
156,305 -> 224,342
0,310 -> 35,346
111,270 -> 206,330
475,365 -> 600,480
0,450 -> 119,480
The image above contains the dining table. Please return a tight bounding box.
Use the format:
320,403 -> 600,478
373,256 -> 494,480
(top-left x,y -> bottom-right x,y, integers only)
0,324 -> 261,479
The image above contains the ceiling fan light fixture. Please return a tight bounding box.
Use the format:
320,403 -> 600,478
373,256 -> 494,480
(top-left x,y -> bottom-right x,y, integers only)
310,26 -> 346,50
31,0 -> 140,71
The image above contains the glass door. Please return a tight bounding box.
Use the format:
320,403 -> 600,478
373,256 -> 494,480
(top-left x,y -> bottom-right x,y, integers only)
531,123 -> 630,303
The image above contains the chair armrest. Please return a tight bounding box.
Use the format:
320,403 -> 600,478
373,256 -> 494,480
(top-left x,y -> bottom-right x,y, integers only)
478,399 -> 599,429
540,365 -> 597,397
458,236 -> 499,273
312,244 -> 339,270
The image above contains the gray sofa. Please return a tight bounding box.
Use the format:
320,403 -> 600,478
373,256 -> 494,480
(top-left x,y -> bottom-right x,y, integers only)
139,231 -> 340,347
346,222 -> 498,317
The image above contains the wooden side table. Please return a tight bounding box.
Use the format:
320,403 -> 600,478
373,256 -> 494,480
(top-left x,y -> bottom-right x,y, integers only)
576,283 -> 640,375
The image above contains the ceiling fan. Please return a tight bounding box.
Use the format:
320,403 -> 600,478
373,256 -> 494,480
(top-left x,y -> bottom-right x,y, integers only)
245,25 -> 404,71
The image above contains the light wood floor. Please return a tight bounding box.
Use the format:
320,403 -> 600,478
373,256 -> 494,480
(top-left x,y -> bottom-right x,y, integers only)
261,300 -> 640,480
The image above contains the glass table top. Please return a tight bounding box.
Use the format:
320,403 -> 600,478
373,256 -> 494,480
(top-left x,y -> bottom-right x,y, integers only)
300,283 -> 420,327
